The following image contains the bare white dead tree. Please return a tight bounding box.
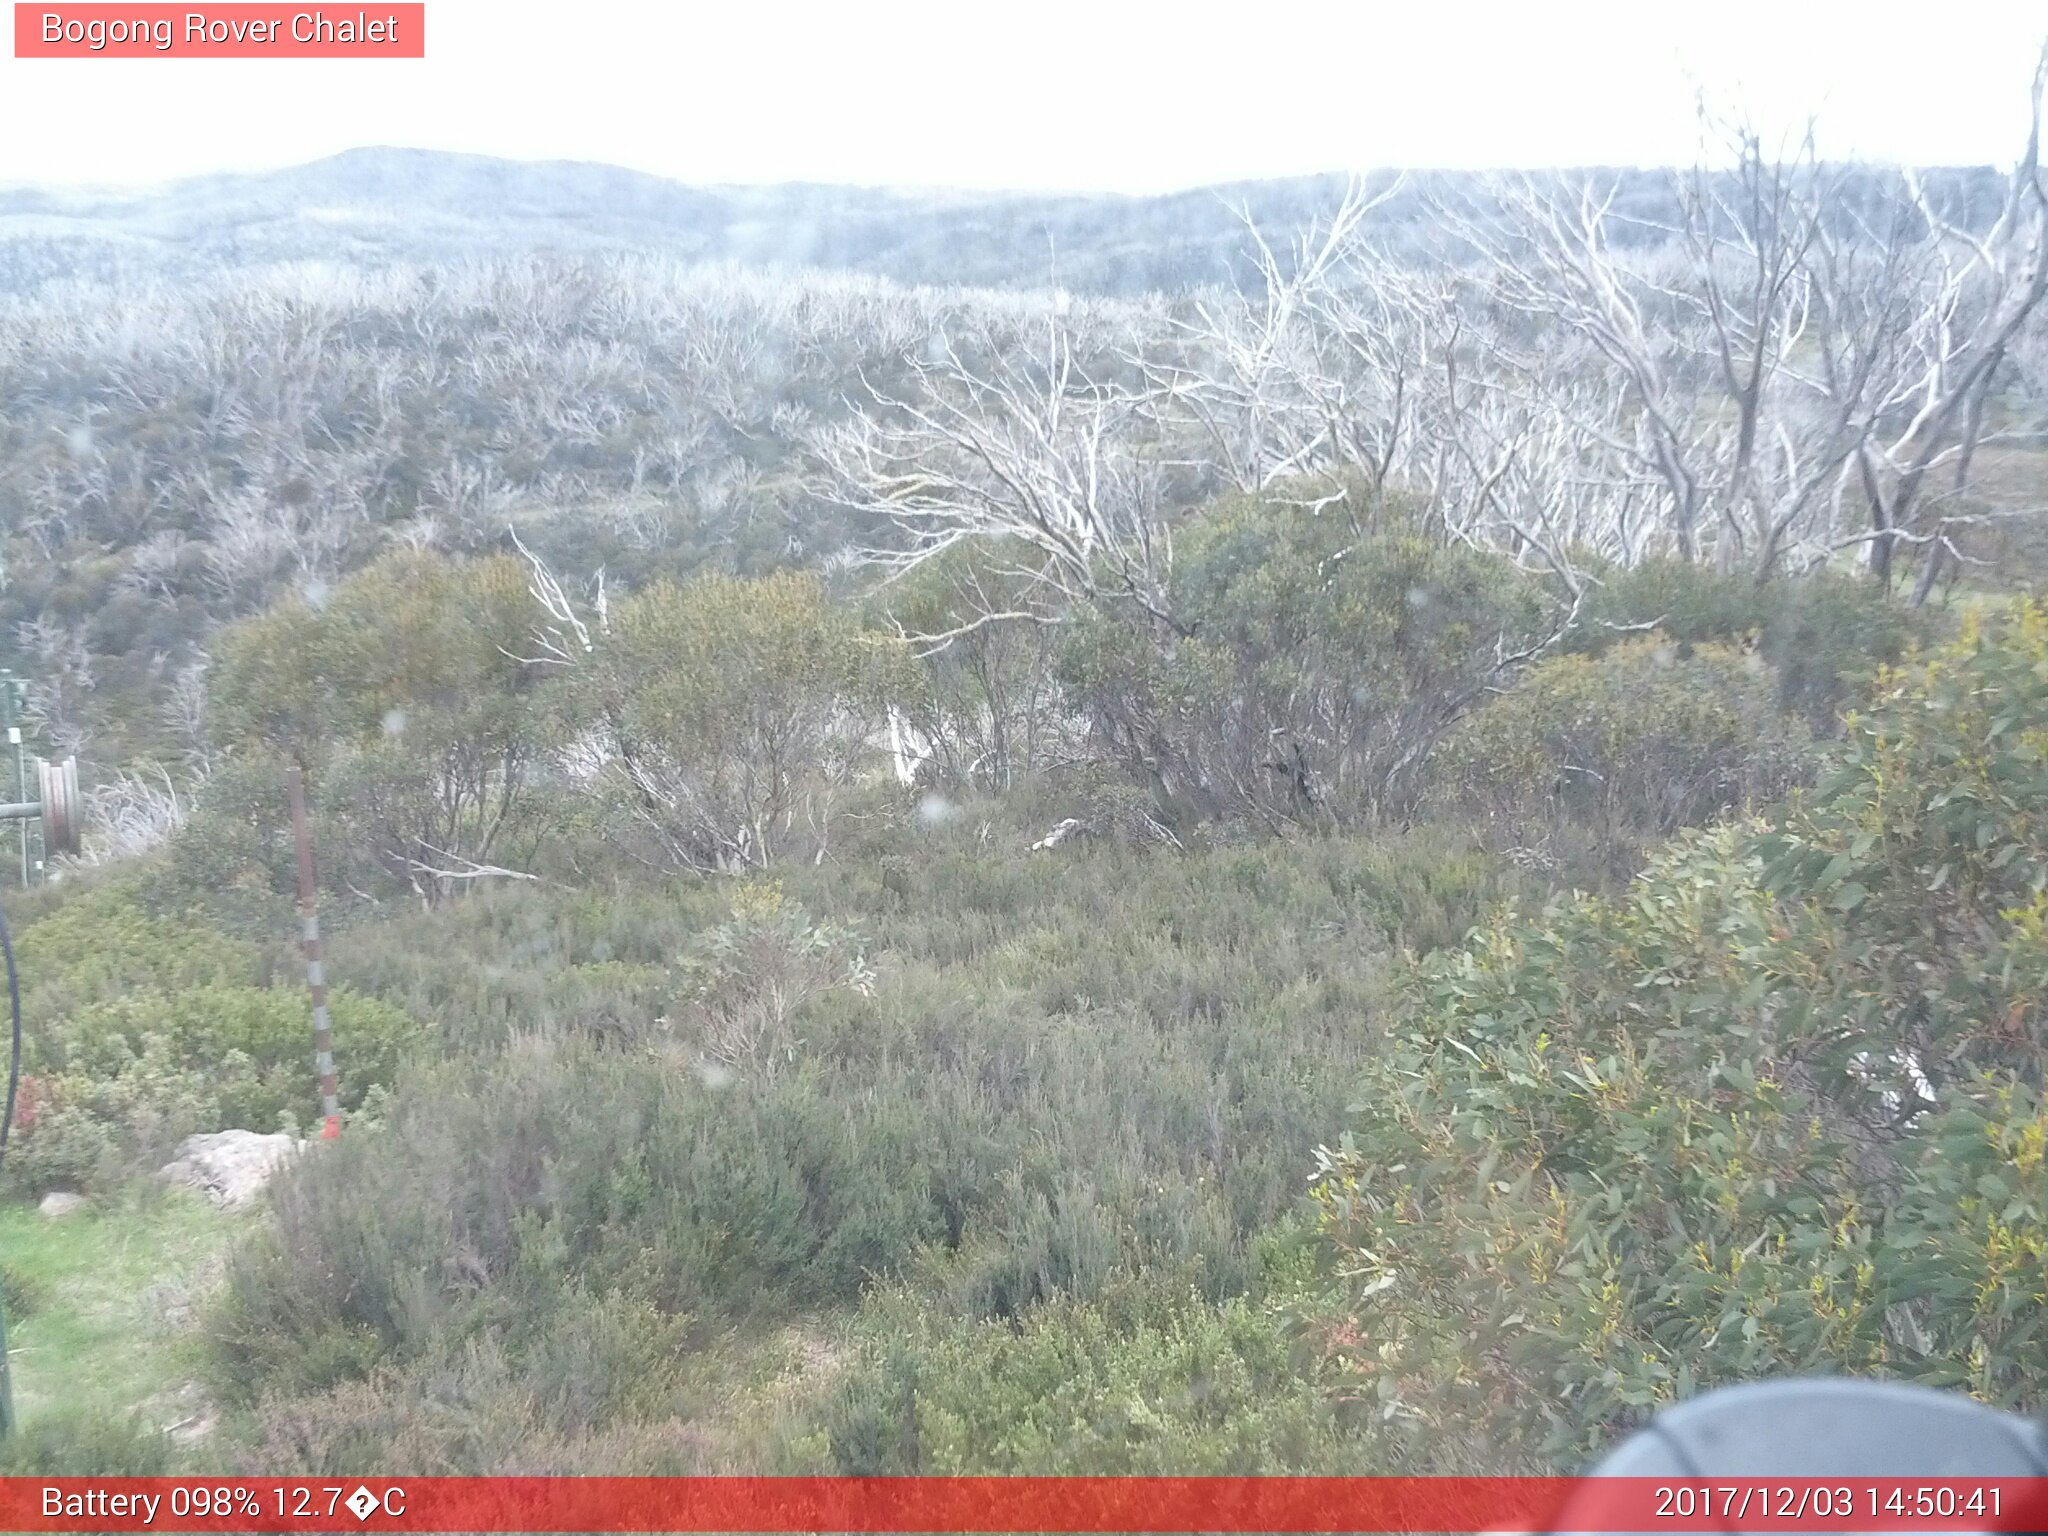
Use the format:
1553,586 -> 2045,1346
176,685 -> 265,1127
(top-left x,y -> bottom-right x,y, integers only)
1439,59 -> 2048,589
505,525 -> 607,666
1132,177 -> 1419,496
816,311 -> 1177,639
1853,51 -> 2048,598
397,837 -> 540,889
159,657 -> 212,776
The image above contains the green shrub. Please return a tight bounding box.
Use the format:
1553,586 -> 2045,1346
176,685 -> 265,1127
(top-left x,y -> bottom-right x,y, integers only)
10,983 -> 421,1194
566,569 -> 912,872
208,823 -> 1483,1437
1310,603 -> 2048,1470
308,878 -> 728,1054
1432,638 -> 1811,878
208,551 -> 548,906
1571,562 -> 1928,732
1312,831 -> 2048,1470
1059,485 -> 1550,826
1755,599 -> 2048,1105
223,1300 -> 713,1476
209,1037 -> 950,1403
0,1262 -> 46,1319
0,881 -> 416,1192
14,881 -> 258,1027
780,1275 -> 1363,1473
144,755 -> 306,930
0,1412 -> 179,1475
672,885 -> 873,1075
883,540 -> 1067,791
533,960 -> 674,1046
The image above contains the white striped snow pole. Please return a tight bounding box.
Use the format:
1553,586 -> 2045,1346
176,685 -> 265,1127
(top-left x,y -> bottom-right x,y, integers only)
288,765 -> 342,1140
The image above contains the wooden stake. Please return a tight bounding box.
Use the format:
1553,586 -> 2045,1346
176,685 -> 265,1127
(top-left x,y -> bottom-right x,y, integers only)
288,765 -> 342,1140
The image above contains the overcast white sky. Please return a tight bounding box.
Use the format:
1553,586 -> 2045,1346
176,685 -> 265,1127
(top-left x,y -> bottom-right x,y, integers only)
1,1 -> 2044,192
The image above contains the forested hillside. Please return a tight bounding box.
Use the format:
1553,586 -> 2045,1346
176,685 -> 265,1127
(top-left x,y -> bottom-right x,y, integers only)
1,72 -> 2046,1475
5,152 -> 2003,297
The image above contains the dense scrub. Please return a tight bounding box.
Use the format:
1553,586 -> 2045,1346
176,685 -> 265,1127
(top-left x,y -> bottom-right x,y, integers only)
775,1263 -> 1359,1474
1568,562 -> 1930,733
5,89 -> 2048,1475
4,883 -> 415,1194
193,823 -> 1506,1468
0,261 -> 1153,776
1059,488 -> 1551,827
1311,603 -> 2048,1469
1432,637 -> 1811,880
5,479 -> 2023,1474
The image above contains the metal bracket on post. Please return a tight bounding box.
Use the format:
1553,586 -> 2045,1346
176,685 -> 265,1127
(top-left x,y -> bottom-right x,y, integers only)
35,756 -> 79,859
0,755 -> 81,869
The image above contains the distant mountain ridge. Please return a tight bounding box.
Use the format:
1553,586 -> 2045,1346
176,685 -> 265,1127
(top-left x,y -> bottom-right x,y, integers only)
0,146 -> 2009,297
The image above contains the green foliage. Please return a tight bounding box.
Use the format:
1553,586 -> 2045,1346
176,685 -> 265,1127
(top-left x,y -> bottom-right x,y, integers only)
25,516 -> 1968,1476
883,541 -> 1065,790
14,880 -> 258,1027
673,885 -> 874,1074
306,877 -> 732,1054
139,755 -> 303,928
11,983 -> 420,1194
1433,638 -> 1812,878
207,825 -> 1501,1463
1571,562 -> 1929,732
211,1037 -> 951,1404
1310,604 -> 2048,1470
0,1262 -> 46,1319
1312,828 -> 1844,1468
0,1412 -> 179,1475
572,570 -> 911,871
781,1274 -> 1362,1473
1756,600 -> 2048,1106
1061,484 -> 1549,825
1312,837 -> 2048,1468
224,1301 -> 719,1476
207,551 -> 545,904
211,550 -> 538,752
3,879 -> 419,1192
4,242 -> 2002,1482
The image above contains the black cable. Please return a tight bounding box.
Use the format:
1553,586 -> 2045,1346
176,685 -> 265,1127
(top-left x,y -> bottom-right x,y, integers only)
0,896 -> 18,1173
0,894 -> 16,1445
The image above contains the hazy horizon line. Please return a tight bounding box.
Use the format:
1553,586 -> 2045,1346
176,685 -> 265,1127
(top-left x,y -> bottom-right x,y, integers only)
0,142 -> 2021,203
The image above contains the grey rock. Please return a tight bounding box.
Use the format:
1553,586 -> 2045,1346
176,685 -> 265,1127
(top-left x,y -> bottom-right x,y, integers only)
158,1130 -> 302,1208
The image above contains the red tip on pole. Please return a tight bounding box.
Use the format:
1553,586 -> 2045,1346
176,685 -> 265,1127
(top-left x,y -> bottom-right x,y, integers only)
320,1115 -> 342,1141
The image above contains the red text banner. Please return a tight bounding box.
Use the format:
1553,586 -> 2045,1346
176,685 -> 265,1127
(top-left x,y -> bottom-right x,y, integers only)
5,1476 -> 2048,1532
14,5 -> 424,57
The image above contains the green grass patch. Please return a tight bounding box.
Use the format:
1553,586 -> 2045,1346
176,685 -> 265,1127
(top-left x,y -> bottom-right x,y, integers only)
0,1190 -> 246,1463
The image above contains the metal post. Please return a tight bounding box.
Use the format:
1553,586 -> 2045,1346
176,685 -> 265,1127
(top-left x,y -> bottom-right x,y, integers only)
11,724 -> 22,889
0,676 -> 24,888
287,766 -> 342,1140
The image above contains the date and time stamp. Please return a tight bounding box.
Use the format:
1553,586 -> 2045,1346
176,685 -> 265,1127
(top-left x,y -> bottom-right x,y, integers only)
1649,1482 -> 2011,1522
